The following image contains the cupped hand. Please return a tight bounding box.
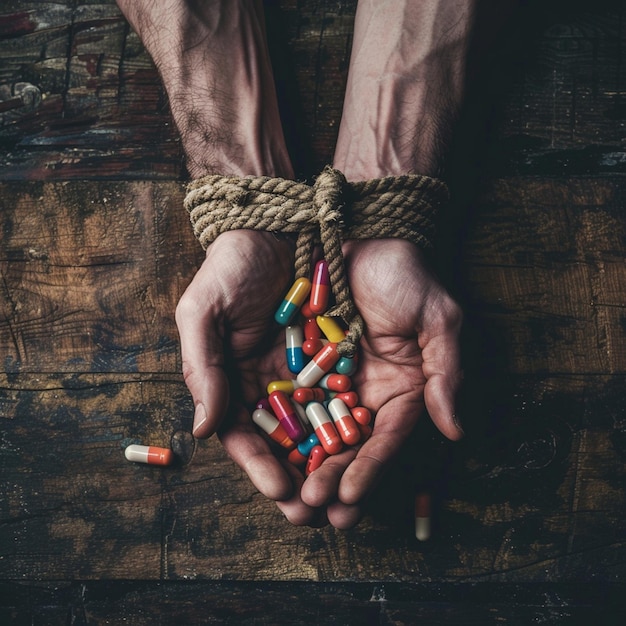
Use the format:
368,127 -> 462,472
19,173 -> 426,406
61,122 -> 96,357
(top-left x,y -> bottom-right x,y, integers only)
300,238 -> 464,527
175,230 -> 325,525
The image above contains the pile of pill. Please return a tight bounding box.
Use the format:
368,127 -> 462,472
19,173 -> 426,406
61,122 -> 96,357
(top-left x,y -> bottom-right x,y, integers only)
252,259 -> 374,476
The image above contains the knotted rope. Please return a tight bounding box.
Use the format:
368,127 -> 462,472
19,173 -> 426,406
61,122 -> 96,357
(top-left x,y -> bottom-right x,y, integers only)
184,167 -> 448,357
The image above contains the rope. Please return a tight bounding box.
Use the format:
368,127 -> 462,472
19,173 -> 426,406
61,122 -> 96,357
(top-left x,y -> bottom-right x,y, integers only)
184,167 -> 448,357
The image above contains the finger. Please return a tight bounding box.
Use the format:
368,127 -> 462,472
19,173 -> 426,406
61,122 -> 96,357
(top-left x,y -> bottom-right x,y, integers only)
219,417 -> 294,502
275,461 -> 328,527
337,399 -> 417,505
300,447 -> 357,507
326,500 -> 362,529
176,274 -> 229,439
421,332 -> 464,441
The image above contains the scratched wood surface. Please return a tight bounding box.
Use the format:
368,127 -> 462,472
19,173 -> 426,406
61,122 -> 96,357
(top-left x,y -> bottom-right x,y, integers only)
1,0 -> 625,622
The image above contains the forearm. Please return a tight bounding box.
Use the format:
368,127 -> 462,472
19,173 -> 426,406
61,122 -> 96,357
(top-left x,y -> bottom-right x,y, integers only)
116,0 -> 293,179
334,0 -> 477,179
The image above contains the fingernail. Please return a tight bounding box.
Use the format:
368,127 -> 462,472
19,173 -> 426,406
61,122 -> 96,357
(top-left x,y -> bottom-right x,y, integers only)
452,413 -> 464,436
192,402 -> 207,437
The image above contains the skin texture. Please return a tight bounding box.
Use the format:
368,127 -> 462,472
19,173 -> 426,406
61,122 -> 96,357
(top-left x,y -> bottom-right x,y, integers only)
116,0 -> 471,528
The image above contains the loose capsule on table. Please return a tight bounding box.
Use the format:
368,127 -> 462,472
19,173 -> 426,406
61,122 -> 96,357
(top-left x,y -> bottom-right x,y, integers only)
125,444 -> 173,466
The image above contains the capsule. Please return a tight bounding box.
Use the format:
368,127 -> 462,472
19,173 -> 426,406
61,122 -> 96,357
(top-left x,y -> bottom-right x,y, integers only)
305,402 -> 343,455
316,315 -> 346,343
305,445 -> 328,475
285,325 -> 306,374
357,422 -> 372,441
288,447 -> 308,466
296,343 -> 340,387
309,260 -> 331,315
292,386 -> 326,405
297,432 -> 320,457
319,373 -> 351,393
415,491 -> 431,541
266,379 -> 300,395
330,391 -> 359,408
336,355 -> 357,375
303,317 -> 322,340
125,444 -> 173,466
299,299 -> 315,319
268,390 -> 306,442
302,337 -> 325,357
274,277 -> 311,326
252,408 -> 295,449
327,397 -> 361,446
351,406 -> 372,426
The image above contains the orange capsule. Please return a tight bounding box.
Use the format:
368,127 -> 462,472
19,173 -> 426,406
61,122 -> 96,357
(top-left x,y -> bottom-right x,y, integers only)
309,260 -> 331,315
319,373 -> 351,393
302,338 -> 325,356
288,447 -> 308,466
351,406 -> 372,426
292,387 -> 326,405
357,422 -> 372,442
305,445 -> 328,475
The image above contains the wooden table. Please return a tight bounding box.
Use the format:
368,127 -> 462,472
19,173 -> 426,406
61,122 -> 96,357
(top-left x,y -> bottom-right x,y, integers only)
1,1 -> 624,623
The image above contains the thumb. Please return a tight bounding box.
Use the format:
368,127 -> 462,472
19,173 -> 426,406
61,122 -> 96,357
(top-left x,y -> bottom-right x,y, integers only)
175,288 -> 229,439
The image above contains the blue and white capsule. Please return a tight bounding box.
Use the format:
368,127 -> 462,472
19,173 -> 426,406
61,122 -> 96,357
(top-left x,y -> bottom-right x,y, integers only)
285,325 -> 306,373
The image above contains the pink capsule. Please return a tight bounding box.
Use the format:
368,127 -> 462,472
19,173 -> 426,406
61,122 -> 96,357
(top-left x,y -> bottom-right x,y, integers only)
305,445 -> 328,475
296,343 -> 340,387
351,406 -> 372,426
268,390 -> 306,443
292,387 -> 326,405
319,373 -> 351,393
309,260 -> 331,315
327,397 -> 361,446
304,402 -> 343,455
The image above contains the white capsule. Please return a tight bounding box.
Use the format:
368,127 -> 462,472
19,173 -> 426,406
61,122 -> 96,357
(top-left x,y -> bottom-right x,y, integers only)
125,444 -> 173,466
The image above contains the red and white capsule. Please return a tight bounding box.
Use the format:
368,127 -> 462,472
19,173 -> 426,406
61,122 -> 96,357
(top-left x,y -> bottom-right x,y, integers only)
125,444 -> 173,466
304,401 -> 343,455
296,343 -> 340,388
327,397 -> 361,446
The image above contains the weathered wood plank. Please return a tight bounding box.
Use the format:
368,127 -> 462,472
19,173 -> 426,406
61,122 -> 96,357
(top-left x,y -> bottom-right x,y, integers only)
1,370 -> 623,581
1,581 -> 622,625
0,181 -> 200,373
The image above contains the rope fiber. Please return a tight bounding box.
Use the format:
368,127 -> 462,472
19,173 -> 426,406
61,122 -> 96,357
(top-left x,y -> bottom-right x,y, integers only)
184,166 -> 448,357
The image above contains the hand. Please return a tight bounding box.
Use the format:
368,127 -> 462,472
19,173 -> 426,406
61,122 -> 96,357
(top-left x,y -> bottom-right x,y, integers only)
175,229 -> 328,526
299,238 -> 464,527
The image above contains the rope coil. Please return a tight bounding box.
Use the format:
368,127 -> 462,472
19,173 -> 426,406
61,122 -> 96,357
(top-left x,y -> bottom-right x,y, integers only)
184,167 -> 448,357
